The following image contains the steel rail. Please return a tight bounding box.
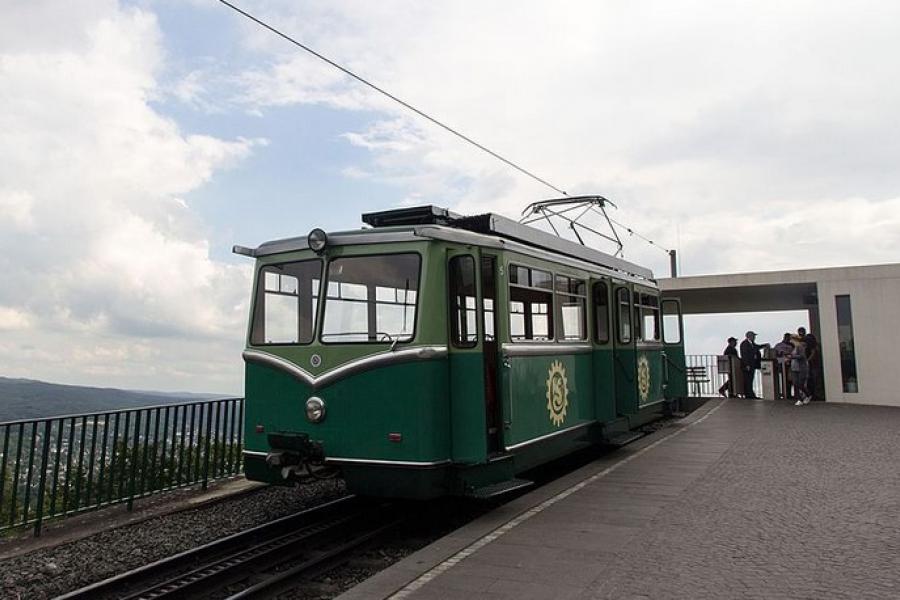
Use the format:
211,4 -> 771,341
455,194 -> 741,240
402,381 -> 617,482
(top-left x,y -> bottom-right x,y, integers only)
225,518 -> 401,599
54,495 -> 358,600
120,512 -> 364,599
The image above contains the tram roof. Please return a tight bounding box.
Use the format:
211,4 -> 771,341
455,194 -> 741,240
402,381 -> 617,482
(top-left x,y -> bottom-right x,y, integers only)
234,205 -> 654,282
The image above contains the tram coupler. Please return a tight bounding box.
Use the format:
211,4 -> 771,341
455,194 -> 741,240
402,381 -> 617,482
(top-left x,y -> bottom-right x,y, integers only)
265,432 -> 326,475
265,431 -> 333,482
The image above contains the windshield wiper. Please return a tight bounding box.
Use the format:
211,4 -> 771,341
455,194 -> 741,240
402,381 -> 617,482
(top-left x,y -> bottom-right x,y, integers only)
377,331 -> 400,351
323,331 -> 402,349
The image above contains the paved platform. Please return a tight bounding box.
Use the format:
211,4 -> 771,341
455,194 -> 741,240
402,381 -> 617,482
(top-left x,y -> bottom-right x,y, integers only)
339,399 -> 900,599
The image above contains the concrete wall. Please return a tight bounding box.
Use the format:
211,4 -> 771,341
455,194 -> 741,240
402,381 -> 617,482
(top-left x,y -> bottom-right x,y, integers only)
817,271 -> 900,407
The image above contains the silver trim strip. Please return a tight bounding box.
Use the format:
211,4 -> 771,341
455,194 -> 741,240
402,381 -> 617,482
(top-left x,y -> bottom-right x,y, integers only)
324,457 -> 452,468
501,343 -> 593,357
504,421 -> 593,452
242,345 -> 448,390
245,450 -> 449,468
251,231 -> 421,257
635,341 -> 665,349
638,399 -> 668,409
243,350 -> 317,386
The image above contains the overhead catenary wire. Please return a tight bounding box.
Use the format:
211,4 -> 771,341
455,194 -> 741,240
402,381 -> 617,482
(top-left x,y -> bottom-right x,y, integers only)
608,216 -> 669,253
216,0 -> 671,255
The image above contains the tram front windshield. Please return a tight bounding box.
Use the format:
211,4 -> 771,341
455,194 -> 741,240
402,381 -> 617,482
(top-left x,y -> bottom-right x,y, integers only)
321,253 -> 420,343
251,259 -> 322,345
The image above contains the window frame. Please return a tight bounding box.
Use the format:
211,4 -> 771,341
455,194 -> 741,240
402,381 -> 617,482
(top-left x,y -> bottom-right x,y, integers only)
319,251 -> 423,345
835,294 -> 858,393
508,262 -> 556,343
481,254 -> 497,343
554,274 -> 588,341
661,299 -> 682,344
593,280 -> 611,345
250,258 -> 323,347
617,286 -> 632,344
637,292 -> 661,343
448,254 -> 479,349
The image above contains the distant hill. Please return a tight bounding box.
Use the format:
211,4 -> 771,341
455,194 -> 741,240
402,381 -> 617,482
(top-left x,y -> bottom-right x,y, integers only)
0,377 -> 231,422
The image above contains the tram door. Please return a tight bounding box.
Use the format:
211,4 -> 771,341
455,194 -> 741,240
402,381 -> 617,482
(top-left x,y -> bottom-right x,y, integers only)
446,250 -> 501,463
662,299 -> 687,399
591,279 -> 617,423
480,254 -> 502,454
612,284 -> 640,415
634,288 -> 666,407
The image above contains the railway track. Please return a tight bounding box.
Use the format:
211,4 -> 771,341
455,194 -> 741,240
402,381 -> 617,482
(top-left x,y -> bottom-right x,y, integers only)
55,495 -> 403,600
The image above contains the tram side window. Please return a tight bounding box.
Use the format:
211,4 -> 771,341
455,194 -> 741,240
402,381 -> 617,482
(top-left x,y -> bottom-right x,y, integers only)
662,300 -> 681,344
448,255 -> 478,347
510,300 -> 526,339
509,264 -> 554,341
555,275 -> 587,340
251,260 -> 322,345
481,255 -> 496,341
593,281 -> 610,344
617,288 -> 632,343
640,294 -> 660,342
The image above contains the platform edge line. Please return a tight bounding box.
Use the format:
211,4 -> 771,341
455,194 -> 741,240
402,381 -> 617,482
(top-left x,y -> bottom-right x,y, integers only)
386,399 -> 728,599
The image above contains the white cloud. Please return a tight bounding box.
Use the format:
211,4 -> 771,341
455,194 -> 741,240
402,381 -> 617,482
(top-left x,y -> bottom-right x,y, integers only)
0,307 -> 32,331
0,190 -> 36,231
228,0 -> 900,276
6,0 -> 900,391
0,2 -> 260,393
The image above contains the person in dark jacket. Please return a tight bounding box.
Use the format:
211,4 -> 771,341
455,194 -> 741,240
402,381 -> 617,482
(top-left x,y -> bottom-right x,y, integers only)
799,327 -> 820,401
740,331 -> 762,399
719,337 -> 739,397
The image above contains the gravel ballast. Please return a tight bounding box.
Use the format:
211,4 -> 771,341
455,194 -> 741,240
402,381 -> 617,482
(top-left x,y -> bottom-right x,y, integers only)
0,480 -> 347,600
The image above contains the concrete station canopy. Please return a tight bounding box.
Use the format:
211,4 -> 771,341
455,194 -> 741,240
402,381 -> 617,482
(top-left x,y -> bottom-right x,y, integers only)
658,262 -> 900,407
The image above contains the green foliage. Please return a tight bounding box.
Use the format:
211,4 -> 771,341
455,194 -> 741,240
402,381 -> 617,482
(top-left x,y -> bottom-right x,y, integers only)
0,467 -> 15,526
1,434 -> 243,533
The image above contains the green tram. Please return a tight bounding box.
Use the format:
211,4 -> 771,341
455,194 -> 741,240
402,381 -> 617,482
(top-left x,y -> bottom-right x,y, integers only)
234,205 -> 687,499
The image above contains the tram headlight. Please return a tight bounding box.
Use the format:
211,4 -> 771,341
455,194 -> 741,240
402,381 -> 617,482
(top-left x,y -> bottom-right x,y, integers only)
307,228 -> 328,254
305,396 -> 326,423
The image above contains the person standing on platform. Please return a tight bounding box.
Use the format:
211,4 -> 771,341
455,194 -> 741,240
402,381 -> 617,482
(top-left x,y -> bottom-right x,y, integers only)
719,337 -> 739,397
740,331 -> 762,399
774,333 -> 794,400
799,327 -> 820,401
791,334 -> 810,405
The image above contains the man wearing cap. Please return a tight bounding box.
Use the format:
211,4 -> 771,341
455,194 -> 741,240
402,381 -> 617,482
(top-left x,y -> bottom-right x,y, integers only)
739,331 -> 763,399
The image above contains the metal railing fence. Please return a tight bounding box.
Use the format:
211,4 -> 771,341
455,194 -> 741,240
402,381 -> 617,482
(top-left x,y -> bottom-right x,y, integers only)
684,354 -> 762,398
0,397 -> 243,536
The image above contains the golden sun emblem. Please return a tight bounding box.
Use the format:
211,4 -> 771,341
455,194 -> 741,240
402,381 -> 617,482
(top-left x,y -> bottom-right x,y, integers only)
637,355 -> 651,403
546,360 -> 569,427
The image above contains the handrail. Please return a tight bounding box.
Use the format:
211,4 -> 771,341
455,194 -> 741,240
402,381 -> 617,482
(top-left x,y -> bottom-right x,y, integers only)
0,397 -> 244,537
0,397 -> 238,427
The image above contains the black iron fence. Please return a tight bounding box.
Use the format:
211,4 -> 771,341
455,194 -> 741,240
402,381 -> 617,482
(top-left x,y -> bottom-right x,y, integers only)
0,397 -> 243,536
684,354 -> 762,398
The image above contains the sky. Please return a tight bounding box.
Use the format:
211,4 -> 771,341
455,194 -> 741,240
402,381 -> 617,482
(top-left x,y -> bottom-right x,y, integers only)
2,0 -> 899,394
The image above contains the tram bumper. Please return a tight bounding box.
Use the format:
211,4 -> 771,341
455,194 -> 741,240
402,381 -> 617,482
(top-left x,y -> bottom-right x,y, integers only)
260,432 -> 327,481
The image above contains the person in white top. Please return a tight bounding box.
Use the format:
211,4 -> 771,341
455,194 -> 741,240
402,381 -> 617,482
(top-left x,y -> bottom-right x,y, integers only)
773,333 -> 794,400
